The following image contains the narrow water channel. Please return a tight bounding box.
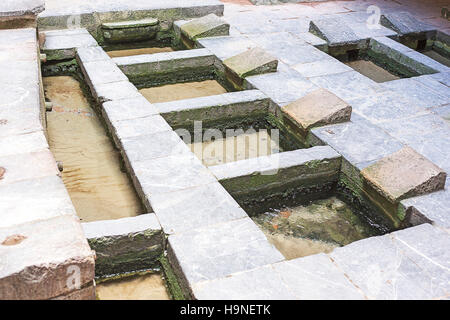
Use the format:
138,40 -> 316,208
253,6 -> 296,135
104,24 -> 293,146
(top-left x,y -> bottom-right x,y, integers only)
106,47 -> 173,58
96,273 -> 170,300
345,60 -> 400,83
140,80 -> 227,103
252,196 -> 381,260
44,76 -> 143,222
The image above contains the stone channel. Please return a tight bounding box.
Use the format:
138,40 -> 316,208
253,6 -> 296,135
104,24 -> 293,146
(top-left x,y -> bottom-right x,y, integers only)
0,0 -> 449,300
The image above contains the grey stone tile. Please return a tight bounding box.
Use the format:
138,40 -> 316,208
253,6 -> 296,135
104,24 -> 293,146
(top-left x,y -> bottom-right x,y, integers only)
112,114 -> 172,142
0,0 -> 45,17
273,253 -> 365,300
168,217 -> 284,285
0,176 -> 77,228
121,130 -> 188,163
0,150 -> 59,186
192,265 -> 296,300
197,35 -> 257,60
0,131 -> 48,157
380,12 -> 436,35
92,81 -> 141,103
245,66 -> 318,105
0,103 -> 42,138
132,151 -> 217,196
311,121 -> 404,166
149,182 -> 248,234
102,95 -> 158,123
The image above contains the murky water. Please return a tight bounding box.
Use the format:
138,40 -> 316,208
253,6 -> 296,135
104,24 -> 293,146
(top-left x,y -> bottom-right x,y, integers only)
44,76 -> 143,222
423,50 -> 450,67
345,60 -> 400,83
139,80 -> 227,103
96,273 -> 170,300
106,47 -> 173,58
252,196 -> 380,260
188,130 -> 281,166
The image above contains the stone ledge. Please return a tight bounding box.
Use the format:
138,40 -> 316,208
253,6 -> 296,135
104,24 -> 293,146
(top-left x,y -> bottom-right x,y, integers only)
0,215 -> 95,300
82,214 -> 164,277
380,12 -> 436,36
167,217 -> 284,298
282,88 -> 352,136
361,146 -> 446,204
0,0 -> 44,17
180,13 -> 229,46
210,146 -> 341,201
309,17 -> 366,49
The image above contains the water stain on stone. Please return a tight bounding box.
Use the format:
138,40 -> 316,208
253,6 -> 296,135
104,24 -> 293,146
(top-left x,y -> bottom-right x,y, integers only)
2,234 -> 27,246
252,196 -> 380,260
44,76 -> 143,222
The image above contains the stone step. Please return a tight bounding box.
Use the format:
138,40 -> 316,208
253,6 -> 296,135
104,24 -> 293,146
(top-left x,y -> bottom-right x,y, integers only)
0,215 -> 95,300
361,146 -> 446,204
282,88 -> 352,137
82,214 -> 164,277
380,12 -> 436,37
180,13 -> 229,48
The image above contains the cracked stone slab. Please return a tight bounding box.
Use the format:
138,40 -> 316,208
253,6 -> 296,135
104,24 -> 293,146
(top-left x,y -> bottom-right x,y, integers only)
180,13 -> 229,41
168,217 -> 284,297
148,182 -> 248,235
273,253 -> 364,300
131,151 -> 216,198
328,224 -> 450,299
223,47 -> 278,79
82,213 -> 163,276
0,150 -> 59,186
0,215 -> 94,300
380,12 -> 436,36
0,176 -> 77,228
361,146 -> 446,203
192,264 -> 296,300
282,88 -> 352,134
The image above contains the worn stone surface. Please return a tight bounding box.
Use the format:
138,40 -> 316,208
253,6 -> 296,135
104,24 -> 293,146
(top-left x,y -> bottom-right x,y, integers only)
192,265 -> 296,300
180,13 -> 229,40
223,47 -> 278,78
0,131 -> 48,157
76,46 -> 110,63
309,17 -> 365,47
329,224 -> 450,299
0,150 -> 59,186
131,151 -> 217,198
274,254 -> 364,300
380,12 -> 436,36
92,80 -> 141,103
361,147 -> 446,203
82,214 -> 163,276
0,0 -> 44,17
102,96 -> 159,123
42,29 -> 97,60
0,215 -> 95,300
101,18 -> 159,43
283,88 -> 352,133
80,59 -> 128,89
149,182 -> 248,235
168,217 -> 284,296
293,58 -> 353,78
111,115 -> 172,145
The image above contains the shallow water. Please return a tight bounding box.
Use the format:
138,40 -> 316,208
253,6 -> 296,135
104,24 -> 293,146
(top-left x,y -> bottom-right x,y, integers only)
96,273 -> 170,300
423,50 -> 450,67
345,60 -> 400,83
188,130 -> 281,166
44,76 -> 143,222
106,47 -> 173,58
252,196 -> 380,260
139,80 -> 227,103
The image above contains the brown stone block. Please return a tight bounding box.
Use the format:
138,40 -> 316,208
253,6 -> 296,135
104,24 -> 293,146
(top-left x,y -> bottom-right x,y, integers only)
282,88 -> 352,135
361,146 -> 447,203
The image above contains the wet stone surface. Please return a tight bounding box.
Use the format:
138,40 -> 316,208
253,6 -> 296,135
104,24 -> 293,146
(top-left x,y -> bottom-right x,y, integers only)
252,196 -> 382,260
